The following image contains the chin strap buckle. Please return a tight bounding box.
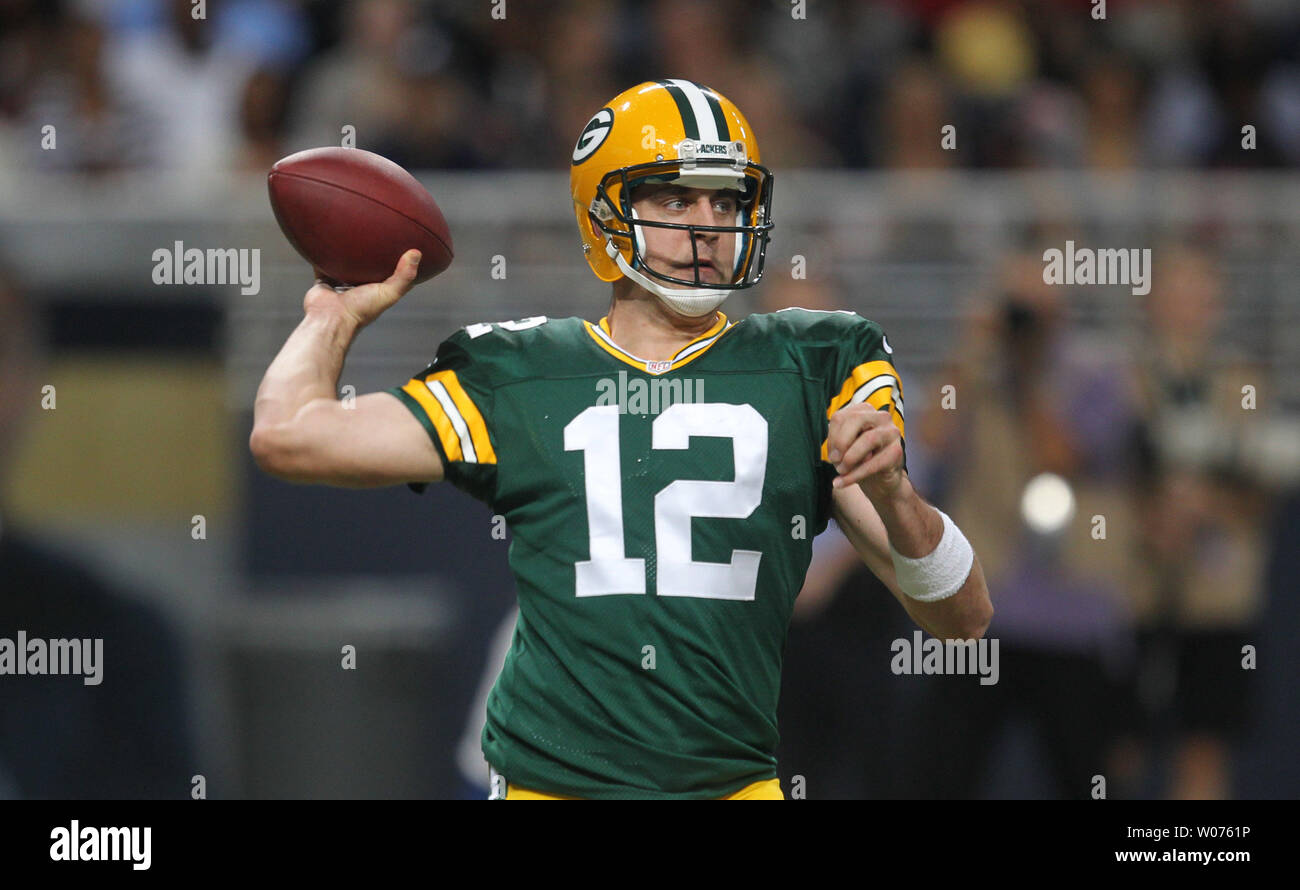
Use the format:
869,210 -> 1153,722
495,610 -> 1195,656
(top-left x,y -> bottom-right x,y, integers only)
590,197 -> 615,223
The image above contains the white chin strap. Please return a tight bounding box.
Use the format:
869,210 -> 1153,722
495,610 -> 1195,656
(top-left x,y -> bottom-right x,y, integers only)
610,247 -> 729,316
605,205 -> 746,318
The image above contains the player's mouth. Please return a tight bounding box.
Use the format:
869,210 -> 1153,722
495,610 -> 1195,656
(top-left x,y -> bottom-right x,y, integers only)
677,260 -> 722,282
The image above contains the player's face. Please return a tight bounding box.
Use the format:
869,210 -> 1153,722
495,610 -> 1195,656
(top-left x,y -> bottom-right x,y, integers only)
630,185 -> 739,287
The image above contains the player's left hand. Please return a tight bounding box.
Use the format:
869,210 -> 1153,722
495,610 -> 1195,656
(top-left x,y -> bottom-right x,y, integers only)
827,403 -> 905,499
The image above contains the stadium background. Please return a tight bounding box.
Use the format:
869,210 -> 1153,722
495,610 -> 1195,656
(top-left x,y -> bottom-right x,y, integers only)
1,0 -> 1297,799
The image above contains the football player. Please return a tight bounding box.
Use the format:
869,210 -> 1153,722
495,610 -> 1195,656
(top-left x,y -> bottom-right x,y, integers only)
250,79 -> 992,800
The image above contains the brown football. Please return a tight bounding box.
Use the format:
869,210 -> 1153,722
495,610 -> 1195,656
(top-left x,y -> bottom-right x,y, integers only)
267,147 -> 453,286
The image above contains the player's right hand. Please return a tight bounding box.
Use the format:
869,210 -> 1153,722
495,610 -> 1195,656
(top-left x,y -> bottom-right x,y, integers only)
827,402 -> 906,498
304,249 -> 422,330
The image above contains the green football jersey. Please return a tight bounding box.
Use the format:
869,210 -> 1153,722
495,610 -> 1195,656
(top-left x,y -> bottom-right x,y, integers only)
388,308 -> 905,799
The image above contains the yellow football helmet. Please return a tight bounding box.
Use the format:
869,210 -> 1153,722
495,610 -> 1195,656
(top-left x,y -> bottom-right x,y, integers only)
570,79 -> 774,315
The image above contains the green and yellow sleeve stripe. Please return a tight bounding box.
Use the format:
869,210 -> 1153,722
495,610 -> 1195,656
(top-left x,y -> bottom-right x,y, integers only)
821,360 -> 905,462
399,369 -> 496,465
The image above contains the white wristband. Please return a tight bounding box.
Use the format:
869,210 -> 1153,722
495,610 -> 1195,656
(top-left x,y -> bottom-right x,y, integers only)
889,509 -> 974,602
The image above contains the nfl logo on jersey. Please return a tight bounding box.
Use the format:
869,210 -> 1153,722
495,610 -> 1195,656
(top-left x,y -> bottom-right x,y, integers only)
645,359 -> 672,374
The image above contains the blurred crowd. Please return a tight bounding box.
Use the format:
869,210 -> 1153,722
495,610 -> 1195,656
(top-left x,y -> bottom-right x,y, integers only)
1,0 -> 1298,175
769,237 -> 1293,799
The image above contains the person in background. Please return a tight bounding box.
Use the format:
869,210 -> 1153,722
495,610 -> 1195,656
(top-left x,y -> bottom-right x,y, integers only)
1124,244 -> 1271,799
914,249 -> 1141,798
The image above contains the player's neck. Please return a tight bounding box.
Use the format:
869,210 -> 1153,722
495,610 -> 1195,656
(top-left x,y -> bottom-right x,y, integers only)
604,287 -> 722,363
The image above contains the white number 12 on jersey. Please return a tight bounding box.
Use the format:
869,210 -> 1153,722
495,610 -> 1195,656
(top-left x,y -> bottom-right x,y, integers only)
563,402 -> 767,601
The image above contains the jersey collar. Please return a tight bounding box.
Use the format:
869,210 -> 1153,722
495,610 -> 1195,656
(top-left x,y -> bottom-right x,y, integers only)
583,312 -> 733,375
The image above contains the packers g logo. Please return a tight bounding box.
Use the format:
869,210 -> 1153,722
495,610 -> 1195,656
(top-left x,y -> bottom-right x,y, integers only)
572,108 -> 613,165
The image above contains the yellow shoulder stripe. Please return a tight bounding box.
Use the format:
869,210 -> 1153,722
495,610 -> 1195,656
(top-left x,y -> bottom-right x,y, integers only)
401,377 -> 462,462
400,369 -> 496,465
821,360 -> 904,462
827,360 -> 902,419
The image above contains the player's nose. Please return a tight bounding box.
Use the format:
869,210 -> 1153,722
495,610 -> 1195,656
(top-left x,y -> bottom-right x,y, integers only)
686,196 -> 722,237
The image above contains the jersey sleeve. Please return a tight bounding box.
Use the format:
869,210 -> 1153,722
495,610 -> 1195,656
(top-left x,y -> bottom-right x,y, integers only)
819,314 -> 906,469
385,329 -> 498,503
